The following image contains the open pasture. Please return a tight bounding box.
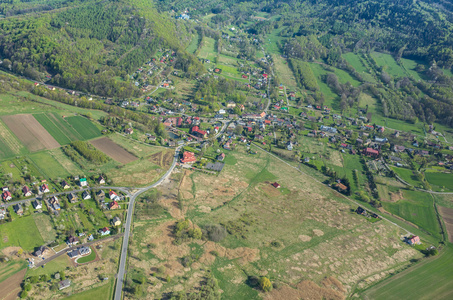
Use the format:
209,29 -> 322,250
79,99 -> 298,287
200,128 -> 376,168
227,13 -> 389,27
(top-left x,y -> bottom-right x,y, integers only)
425,172 -> 453,191
33,113 -> 72,145
2,114 -> 60,151
90,137 -> 137,164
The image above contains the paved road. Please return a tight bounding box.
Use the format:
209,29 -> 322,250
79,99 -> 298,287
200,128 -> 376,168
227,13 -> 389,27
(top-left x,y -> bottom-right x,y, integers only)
34,234 -> 124,268
113,147 -> 181,300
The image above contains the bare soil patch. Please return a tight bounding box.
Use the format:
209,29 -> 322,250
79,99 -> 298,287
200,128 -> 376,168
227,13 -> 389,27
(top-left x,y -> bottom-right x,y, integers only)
390,190 -> 404,202
2,114 -> 59,151
265,278 -> 346,300
298,235 -> 312,242
200,241 -> 259,266
90,137 -> 137,164
0,268 -> 26,300
439,206 -> 453,243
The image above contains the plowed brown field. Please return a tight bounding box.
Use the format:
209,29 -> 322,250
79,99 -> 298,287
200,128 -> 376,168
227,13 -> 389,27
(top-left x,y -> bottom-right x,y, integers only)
0,268 -> 26,300
90,137 -> 137,164
2,114 -> 59,151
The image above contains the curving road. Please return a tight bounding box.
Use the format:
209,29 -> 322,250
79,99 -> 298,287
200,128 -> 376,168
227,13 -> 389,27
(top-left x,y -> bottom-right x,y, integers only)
113,147 -> 181,300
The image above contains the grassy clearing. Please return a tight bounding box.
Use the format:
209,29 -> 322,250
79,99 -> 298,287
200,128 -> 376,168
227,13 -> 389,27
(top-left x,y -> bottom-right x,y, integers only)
33,213 -> 57,243
48,148 -> 82,175
186,32 -> 199,54
65,116 -> 102,140
382,190 -> 442,239
371,52 -> 406,78
308,63 -> 337,108
198,37 -> 217,62
0,216 -> 44,251
109,134 -> 163,158
363,245 -> 453,299
425,172 -> 453,191
29,151 -> 70,179
27,255 -> 71,276
273,55 -> 297,88
400,58 -> 424,81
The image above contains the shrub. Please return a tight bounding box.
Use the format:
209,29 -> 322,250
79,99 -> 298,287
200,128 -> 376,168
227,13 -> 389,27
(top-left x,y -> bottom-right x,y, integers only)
259,277 -> 273,292
204,224 -> 227,242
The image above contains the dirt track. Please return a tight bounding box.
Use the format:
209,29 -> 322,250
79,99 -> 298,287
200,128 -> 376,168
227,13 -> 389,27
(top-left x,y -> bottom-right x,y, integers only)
0,268 -> 26,300
2,114 -> 60,151
439,206 -> 453,243
90,137 -> 137,164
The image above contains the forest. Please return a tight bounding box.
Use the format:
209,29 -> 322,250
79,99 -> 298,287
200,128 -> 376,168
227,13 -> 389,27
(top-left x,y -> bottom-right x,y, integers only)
0,0 -> 195,97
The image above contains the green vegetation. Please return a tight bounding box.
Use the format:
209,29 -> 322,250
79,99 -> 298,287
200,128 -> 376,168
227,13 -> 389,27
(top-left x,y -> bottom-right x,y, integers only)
425,172 -> 453,191
363,245 -> 453,299
69,141 -> 109,164
65,116 -> 102,140
77,247 -> 96,263
382,190 -> 442,239
288,59 -> 319,91
33,113 -> 72,145
0,216 -> 44,251
64,280 -> 115,300
29,151 -> 70,178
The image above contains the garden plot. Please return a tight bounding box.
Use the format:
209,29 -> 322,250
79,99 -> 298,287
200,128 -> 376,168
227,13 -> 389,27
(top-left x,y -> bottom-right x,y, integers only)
0,119 -> 26,159
2,114 -> 59,151
90,137 -> 137,164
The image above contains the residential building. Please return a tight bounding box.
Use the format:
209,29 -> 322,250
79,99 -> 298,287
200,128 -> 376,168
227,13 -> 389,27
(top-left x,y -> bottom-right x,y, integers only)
82,191 -> 91,200
1,190 -> 12,201
32,200 -> 42,210
109,191 -> 120,201
79,178 -> 88,187
58,280 -> 71,290
61,181 -> 70,189
68,193 -> 78,203
13,204 -> 23,215
50,196 -> 61,211
112,216 -> 121,226
66,235 -> 80,246
180,151 -> 197,164
97,176 -> 105,185
364,148 -> 379,157
99,227 -> 110,236
109,201 -> 119,210
22,186 -> 32,197
40,184 -> 50,193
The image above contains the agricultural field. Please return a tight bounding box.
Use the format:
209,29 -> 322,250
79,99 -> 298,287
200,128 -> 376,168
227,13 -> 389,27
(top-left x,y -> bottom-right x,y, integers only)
0,119 -> 27,159
33,113 -> 73,145
126,146 -> 421,299
65,116 -> 102,140
2,114 -> 60,152
390,166 -> 423,187
90,137 -> 137,164
342,52 -> 376,83
424,171 -> 453,191
382,190 -> 442,240
362,245 -> 453,299
29,151 -> 70,179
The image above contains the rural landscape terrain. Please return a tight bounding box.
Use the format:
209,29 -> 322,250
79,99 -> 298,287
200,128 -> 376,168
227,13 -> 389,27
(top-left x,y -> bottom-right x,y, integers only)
0,0 -> 453,299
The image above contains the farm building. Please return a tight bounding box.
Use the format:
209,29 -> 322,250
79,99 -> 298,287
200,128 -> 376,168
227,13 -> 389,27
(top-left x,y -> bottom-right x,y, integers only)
272,182 -> 281,188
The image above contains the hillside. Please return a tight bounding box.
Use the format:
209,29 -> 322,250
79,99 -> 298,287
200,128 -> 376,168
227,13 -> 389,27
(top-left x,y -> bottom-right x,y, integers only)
0,0 -> 197,97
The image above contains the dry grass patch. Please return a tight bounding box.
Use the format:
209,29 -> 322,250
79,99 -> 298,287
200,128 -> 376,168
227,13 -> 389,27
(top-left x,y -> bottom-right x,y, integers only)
2,114 -> 59,151
265,277 -> 346,300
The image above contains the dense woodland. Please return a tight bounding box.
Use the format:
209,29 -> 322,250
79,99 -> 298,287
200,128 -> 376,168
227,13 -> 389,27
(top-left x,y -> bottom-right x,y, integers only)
0,0 -> 198,97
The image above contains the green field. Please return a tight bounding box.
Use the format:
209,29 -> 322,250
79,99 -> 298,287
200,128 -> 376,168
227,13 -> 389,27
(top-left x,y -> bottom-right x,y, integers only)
371,52 -> 406,78
65,279 -> 115,300
198,37 -> 217,62
400,58 -> 424,81
186,32 -> 199,54
29,151 -> 70,179
77,247 -> 96,263
34,113 -> 72,145
65,116 -> 102,140
363,244 -> 453,299
425,172 -> 453,190
382,190 -> 442,239
0,216 -> 44,251
390,167 -> 423,187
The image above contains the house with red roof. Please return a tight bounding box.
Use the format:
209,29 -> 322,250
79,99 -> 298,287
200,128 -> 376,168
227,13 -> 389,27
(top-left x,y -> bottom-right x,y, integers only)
99,227 -> 110,236
272,182 -> 281,188
406,235 -> 420,245
191,126 -> 207,138
364,148 -> 379,157
109,191 -> 120,201
40,184 -> 50,193
109,201 -> 119,210
181,151 -> 197,164
2,191 -> 12,201
23,186 -> 32,197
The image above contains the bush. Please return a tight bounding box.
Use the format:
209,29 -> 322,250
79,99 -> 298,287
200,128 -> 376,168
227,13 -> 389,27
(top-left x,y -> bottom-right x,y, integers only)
259,277 -> 273,292
20,291 -> 28,298
204,224 -> 227,242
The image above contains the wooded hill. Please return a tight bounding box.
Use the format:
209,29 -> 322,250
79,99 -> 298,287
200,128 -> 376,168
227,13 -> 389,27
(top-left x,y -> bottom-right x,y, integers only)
0,0 -> 198,97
